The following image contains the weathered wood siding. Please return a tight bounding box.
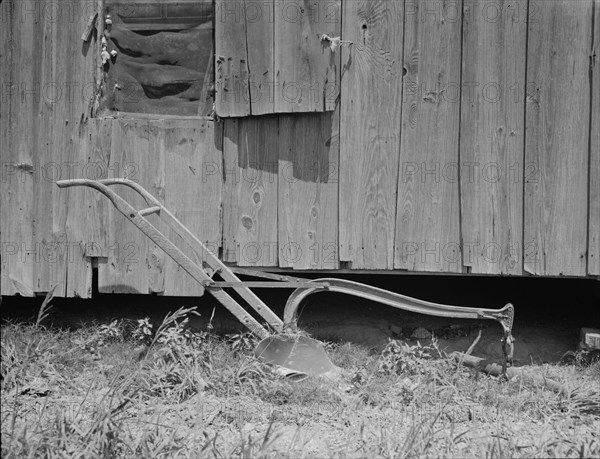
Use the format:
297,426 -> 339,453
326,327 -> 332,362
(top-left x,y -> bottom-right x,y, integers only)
2,0 -> 598,298
1,0 -> 98,297
273,0 -> 341,112
525,1 -> 592,276
278,112 -> 339,270
97,117 -> 221,295
222,117 -> 279,267
339,0 -> 404,270
588,0 -> 600,276
215,0 -> 341,115
458,0 -> 526,275
396,0 -> 462,273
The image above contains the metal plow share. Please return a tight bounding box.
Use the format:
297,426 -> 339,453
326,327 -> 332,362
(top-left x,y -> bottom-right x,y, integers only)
57,179 -> 515,380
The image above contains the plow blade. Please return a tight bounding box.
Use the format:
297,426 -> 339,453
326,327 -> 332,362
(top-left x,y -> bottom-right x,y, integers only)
255,335 -> 339,380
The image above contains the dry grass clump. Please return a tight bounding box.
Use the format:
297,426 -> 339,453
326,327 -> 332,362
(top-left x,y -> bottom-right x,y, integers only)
2,305 -> 599,458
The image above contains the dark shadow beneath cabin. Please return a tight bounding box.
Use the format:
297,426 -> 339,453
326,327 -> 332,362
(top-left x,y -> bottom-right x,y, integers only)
101,0 -> 214,116
2,275 -> 599,365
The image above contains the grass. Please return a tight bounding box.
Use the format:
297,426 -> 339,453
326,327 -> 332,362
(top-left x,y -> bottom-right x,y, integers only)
1,308 -> 599,458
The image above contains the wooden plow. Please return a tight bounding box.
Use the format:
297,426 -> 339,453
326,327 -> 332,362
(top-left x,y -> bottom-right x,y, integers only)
56,179 -> 515,378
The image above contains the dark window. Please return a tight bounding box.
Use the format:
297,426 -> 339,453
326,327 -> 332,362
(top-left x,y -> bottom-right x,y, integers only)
101,0 -> 214,116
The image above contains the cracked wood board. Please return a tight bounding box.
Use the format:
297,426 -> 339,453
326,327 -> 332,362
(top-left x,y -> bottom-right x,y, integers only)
215,0 -> 251,116
274,0 -> 341,113
246,0 -> 275,115
51,6 -> 97,297
215,0 -> 338,115
339,0 -> 404,269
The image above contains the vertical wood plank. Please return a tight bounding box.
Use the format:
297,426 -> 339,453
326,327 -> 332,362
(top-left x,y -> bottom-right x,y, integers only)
0,0 -> 12,294
32,3 -> 57,293
339,0 -> 404,269
525,1 -> 592,276
145,121 -> 168,294
162,119 -> 223,296
589,0 -> 600,276
278,112 -> 339,269
98,119 -> 152,294
51,7 -> 75,297
274,0 -> 341,113
459,0 -> 526,275
246,0 -> 275,114
0,0 -> 36,296
215,0 -> 251,116
103,118 -> 167,294
222,117 -> 279,266
80,118 -> 113,259
395,0 -> 462,273
51,3 -> 98,297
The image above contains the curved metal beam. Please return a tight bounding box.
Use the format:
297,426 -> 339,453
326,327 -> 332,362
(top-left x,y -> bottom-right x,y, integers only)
284,278 -> 514,335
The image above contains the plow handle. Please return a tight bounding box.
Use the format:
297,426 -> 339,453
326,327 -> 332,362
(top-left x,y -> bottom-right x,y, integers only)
57,179 -> 284,332
56,179 -> 271,338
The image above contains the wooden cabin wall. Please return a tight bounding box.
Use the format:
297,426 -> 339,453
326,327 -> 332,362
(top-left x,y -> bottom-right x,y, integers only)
1,0 -> 99,297
1,0 -> 599,298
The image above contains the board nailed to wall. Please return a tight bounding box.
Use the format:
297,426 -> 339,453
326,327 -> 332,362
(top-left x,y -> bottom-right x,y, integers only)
214,0 -> 341,116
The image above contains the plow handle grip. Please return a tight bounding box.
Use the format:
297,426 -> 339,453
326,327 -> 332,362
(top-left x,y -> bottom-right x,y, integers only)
56,178 -> 159,209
